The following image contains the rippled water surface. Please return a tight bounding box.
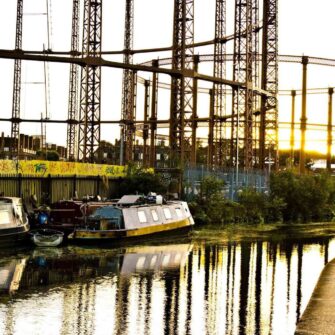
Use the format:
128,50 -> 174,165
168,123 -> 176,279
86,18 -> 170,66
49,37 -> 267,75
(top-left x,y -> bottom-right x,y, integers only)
1,223 -> 335,335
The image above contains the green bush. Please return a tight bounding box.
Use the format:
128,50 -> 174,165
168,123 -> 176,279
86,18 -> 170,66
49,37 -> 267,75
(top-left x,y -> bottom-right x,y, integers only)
270,171 -> 335,222
118,165 -> 167,196
189,171 -> 335,225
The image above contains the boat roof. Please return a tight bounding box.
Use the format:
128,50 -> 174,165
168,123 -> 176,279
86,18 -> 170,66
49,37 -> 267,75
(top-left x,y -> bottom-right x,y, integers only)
117,195 -> 143,205
0,197 -> 22,204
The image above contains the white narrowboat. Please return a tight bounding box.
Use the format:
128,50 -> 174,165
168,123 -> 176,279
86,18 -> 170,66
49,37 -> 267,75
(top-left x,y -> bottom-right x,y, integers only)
68,195 -> 194,243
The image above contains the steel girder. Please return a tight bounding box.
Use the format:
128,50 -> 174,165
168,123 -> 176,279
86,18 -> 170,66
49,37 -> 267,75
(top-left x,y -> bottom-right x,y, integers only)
67,0 -> 80,161
231,0 -> 257,169
260,0 -> 278,169
169,0 -> 194,167
121,0 -> 136,164
78,0 -> 102,163
10,0 -> 23,158
252,0 -> 260,166
211,0 -> 227,167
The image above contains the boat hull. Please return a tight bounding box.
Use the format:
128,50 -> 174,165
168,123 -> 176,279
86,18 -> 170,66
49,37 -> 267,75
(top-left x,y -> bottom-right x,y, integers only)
69,218 -> 193,245
0,224 -> 30,247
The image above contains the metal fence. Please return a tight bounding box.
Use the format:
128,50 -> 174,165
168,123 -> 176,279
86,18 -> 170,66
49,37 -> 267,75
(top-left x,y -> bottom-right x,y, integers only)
0,174 -> 119,204
183,166 -> 269,200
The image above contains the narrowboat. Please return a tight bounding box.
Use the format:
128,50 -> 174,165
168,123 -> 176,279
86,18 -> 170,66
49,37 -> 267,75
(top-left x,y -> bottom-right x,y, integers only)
31,199 -> 115,236
0,197 -> 30,246
68,195 -> 195,243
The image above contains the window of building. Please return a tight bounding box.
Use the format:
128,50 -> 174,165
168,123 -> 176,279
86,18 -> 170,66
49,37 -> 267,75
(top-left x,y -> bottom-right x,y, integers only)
163,208 -> 172,219
138,211 -> 147,223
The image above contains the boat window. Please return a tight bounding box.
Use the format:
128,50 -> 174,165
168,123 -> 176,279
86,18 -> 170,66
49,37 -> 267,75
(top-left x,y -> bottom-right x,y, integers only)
0,210 -> 10,224
149,255 -> 157,269
162,254 -> 171,267
151,209 -> 159,221
163,208 -> 172,219
138,210 -> 147,223
175,208 -> 183,218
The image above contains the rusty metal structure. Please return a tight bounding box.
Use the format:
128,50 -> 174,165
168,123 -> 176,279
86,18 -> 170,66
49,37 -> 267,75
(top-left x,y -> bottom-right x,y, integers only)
259,0 -> 278,169
10,0 -> 24,158
78,0 -> 102,163
121,0 -> 136,164
231,0 -> 256,170
67,0 -> 80,161
3,0 -> 287,172
169,0 -> 195,168
209,0 -> 227,167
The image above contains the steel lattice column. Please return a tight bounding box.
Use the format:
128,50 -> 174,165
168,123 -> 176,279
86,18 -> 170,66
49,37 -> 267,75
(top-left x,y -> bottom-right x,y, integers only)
67,0 -> 80,161
212,0 -> 226,167
169,0 -> 194,168
121,0 -> 135,164
259,0 -> 278,169
78,0 -> 102,163
231,0 -> 254,169
10,0 -> 23,158
252,0 -> 260,165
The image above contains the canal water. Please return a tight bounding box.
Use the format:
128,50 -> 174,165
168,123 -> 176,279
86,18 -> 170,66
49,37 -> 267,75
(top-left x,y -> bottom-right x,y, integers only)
1,223 -> 335,335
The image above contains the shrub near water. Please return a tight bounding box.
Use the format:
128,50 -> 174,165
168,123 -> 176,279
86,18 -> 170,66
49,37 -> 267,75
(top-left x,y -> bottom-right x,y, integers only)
189,176 -> 246,225
270,171 -> 335,222
190,171 -> 335,225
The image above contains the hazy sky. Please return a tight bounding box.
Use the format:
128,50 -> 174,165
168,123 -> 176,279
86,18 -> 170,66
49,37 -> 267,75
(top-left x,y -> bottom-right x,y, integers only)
0,0 -> 335,153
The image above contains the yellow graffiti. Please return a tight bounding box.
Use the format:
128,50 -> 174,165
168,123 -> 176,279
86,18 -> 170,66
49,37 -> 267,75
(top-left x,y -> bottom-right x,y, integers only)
0,160 -> 125,178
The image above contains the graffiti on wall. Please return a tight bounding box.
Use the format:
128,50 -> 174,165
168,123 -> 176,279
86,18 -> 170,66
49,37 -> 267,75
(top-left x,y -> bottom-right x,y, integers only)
0,160 -> 125,178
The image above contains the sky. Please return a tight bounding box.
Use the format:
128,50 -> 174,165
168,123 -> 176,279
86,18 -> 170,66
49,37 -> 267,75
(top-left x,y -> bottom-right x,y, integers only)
0,0 -> 335,153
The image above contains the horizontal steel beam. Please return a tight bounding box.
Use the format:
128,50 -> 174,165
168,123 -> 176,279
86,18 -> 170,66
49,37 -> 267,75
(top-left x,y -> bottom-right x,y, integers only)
0,49 -> 271,95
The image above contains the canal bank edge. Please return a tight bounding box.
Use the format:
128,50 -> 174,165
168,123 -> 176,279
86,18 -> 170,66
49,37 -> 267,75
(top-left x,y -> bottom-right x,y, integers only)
295,258 -> 335,335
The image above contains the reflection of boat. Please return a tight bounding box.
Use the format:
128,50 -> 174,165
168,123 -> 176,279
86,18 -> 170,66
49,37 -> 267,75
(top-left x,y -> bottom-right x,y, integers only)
120,244 -> 192,274
30,229 -> 64,247
0,243 -> 192,294
0,197 -> 30,246
68,195 -> 195,243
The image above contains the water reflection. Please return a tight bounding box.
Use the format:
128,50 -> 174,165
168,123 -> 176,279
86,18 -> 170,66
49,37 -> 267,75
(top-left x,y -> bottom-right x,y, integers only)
0,235 -> 333,335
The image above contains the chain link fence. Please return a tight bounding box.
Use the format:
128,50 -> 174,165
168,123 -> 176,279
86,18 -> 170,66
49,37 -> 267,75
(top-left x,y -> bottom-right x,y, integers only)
183,166 -> 270,200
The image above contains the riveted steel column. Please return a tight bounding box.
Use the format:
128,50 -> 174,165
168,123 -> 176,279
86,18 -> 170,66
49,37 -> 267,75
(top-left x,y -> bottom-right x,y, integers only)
143,80 -> 150,167
299,56 -> 308,174
150,60 -> 158,168
191,55 -> 199,166
208,89 -> 215,167
290,90 -> 296,167
327,87 -> 334,171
